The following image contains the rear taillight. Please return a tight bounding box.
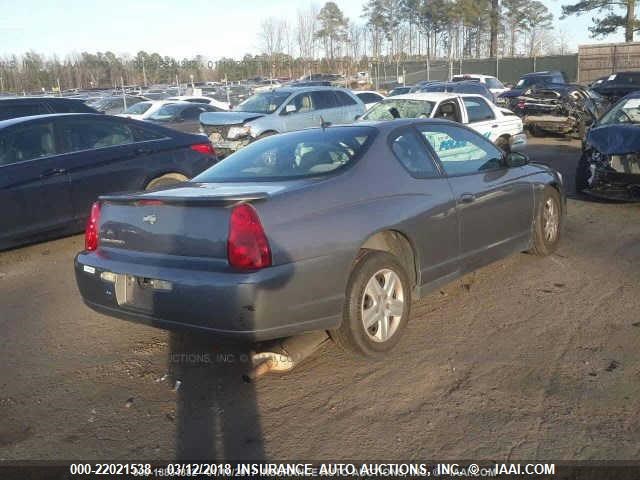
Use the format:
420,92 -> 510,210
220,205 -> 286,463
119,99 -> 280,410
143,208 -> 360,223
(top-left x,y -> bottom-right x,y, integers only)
190,142 -> 215,156
227,204 -> 271,270
85,201 -> 101,251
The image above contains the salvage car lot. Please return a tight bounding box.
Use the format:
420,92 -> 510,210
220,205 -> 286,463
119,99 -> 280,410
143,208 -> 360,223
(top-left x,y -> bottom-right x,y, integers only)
1,136 -> 639,460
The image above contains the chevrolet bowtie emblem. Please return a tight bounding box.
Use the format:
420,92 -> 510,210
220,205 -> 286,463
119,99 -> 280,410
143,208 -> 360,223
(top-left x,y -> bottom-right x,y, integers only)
143,214 -> 157,225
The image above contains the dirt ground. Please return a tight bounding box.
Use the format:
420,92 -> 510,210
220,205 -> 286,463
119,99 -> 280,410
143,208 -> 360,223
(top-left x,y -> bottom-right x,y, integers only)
1,136 -> 639,461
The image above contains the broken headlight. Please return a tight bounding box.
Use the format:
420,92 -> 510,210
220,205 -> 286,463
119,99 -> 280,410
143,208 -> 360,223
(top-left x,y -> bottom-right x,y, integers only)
591,150 -> 610,166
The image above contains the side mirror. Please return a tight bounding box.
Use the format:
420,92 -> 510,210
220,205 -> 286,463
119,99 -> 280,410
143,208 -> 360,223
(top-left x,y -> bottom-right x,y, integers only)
506,151 -> 528,167
284,104 -> 297,114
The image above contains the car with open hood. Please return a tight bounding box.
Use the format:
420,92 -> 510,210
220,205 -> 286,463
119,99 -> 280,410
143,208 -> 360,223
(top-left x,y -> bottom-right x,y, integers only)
199,86 -> 365,157
576,92 -> 640,201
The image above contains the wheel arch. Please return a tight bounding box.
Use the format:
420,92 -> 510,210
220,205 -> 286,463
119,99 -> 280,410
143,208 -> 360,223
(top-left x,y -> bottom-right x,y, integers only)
358,229 -> 419,288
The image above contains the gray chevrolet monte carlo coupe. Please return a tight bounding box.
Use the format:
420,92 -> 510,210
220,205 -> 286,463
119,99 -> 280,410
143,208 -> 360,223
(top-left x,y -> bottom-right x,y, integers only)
75,119 -> 565,356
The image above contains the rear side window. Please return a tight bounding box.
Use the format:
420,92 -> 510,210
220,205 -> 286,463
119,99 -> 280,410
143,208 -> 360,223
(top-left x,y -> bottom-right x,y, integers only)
0,102 -> 49,120
334,91 -> 357,106
180,106 -> 207,120
357,92 -> 383,104
59,118 -> 135,152
463,97 -> 495,122
0,122 -> 56,165
130,125 -> 166,142
311,91 -> 337,110
390,129 -> 439,178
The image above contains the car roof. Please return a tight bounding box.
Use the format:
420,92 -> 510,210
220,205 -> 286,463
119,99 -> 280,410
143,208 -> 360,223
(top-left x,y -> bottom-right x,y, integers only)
0,112 -> 113,129
522,71 -> 562,77
0,96 -> 85,103
452,73 -> 494,79
268,86 -> 353,95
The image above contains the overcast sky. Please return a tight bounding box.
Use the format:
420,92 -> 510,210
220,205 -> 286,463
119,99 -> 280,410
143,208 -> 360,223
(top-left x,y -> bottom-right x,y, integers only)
0,0 -> 626,60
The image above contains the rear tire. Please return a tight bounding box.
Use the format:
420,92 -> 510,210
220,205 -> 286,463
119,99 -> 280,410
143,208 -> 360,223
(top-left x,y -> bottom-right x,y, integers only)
529,187 -> 562,257
145,173 -> 188,191
331,250 -> 412,357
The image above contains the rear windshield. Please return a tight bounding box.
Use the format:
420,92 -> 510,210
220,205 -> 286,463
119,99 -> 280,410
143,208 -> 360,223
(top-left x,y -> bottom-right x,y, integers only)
362,99 -> 435,121
193,127 -> 377,182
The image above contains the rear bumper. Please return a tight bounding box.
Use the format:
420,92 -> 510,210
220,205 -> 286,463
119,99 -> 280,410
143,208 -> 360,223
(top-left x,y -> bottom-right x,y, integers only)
523,115 -> 576,134
74,252 -> 343,341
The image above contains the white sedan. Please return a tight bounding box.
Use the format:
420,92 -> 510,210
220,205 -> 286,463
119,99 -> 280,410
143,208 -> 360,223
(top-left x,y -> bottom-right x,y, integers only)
361,92 -> 526,151
117,100 -> 187,120
166,95 -> 230,111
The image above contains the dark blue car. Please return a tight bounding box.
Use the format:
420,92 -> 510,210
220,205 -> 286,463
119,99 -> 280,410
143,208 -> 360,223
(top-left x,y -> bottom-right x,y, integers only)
0,113 -> 217,250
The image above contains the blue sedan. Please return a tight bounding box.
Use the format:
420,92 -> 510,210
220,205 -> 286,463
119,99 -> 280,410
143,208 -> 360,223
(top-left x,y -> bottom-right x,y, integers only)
0,113 -> 217,250
75,119 -> 564,357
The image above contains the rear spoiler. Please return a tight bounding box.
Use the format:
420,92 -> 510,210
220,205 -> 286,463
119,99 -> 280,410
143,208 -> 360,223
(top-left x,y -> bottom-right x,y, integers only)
99,192 -> 269,207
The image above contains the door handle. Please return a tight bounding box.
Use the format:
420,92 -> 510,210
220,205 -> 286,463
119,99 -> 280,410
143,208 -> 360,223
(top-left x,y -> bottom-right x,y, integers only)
459,193 -> 476,204
491,124 -> 499,128
40,168 -> 66,178
134,147 -> 152,155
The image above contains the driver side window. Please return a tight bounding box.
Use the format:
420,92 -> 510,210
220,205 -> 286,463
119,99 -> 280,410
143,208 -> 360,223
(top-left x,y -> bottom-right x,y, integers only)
434,101 -> 461,122
418,124 -> 504,175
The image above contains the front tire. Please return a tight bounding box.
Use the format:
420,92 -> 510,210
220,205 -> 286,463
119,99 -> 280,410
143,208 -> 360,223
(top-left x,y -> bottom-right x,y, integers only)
331,250 -> 412,357
529,187 -> 562,256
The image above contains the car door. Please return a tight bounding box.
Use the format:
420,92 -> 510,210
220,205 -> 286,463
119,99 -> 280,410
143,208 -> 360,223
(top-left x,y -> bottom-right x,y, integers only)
56,116 -> 159,220
311,90 -> 342,125
0,119 -> 74,246
416,122 -> 533,272
461,96 -> 500,142
281,92 -> 318,131
388,127 -> 460,287
333,90 -> 362,122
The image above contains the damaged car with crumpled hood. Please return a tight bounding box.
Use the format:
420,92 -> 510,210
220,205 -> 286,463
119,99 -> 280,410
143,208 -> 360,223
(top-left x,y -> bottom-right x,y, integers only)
576,92 -> 640,201
516,84 -> 607,138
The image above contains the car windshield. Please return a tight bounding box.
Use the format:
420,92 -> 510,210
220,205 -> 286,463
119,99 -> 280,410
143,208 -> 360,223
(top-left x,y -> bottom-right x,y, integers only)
599,97 -> 640,125
193,126 -> 377,182
517,77 -> 551,88
362,99 -> 435,121
124,102 -> 152,115
148,103 -> 183,121
235,91 -> 291,114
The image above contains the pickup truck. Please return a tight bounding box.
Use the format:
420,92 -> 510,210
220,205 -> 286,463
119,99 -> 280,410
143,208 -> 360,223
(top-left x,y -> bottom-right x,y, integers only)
361,92 -> 526,152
